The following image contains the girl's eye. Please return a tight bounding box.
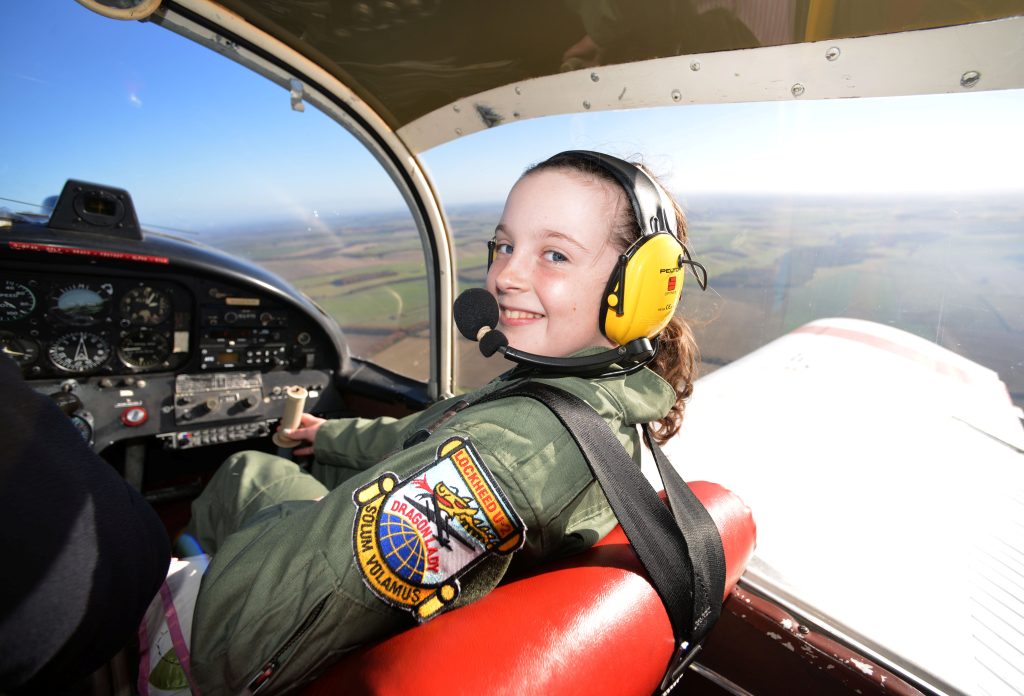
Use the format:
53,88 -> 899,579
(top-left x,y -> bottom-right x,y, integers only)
494,242 -> 513,255
543,250 -> 569,264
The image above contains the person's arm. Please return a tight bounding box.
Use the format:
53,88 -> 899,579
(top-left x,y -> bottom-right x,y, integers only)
0,357 -> 171,694
305,395 -> 469,489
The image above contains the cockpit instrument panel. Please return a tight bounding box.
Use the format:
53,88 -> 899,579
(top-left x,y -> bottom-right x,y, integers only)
2,272 -> 191,378
1,182 -> 348,455
1,260 -> 343,453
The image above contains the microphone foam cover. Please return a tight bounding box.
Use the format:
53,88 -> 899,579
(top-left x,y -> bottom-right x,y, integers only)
454,288 -> 499,341
479,330 -> 508,358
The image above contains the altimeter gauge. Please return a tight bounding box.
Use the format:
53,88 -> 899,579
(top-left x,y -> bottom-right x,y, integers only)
118,329 -> 170,368
121,285 -> 171,326
49,283 -> 112,326
48,331 -> 111,373
0,280 -> 36,321
0,331 -> 40,367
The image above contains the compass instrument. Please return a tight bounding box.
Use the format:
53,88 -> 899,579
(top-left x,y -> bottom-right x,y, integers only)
48,331 -> 111,373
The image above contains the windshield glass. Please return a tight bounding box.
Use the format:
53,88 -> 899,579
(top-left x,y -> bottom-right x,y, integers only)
0,0 -> 430,381
423,83 -> 1024,696
423,92 -> 1024,406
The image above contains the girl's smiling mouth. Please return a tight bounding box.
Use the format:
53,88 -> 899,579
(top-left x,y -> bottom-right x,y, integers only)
500,307 -> 544,324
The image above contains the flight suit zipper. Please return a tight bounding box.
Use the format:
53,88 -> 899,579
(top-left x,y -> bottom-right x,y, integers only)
245,593 -> 331,695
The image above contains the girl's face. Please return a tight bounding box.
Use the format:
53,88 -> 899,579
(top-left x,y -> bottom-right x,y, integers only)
485,168 -> 624,357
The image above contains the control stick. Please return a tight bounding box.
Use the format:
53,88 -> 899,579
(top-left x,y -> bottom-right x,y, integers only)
272,386 -> 308,448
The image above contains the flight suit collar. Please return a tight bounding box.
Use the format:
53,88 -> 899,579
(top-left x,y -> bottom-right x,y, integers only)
497,346 -> 676,427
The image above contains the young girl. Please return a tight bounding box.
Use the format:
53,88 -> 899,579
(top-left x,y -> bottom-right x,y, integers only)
185,151 -> 701,696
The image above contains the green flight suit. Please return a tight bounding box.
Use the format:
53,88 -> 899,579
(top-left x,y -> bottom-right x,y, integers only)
187,368 -> 674,695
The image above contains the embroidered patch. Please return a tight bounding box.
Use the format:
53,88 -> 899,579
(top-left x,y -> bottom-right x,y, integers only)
352,437 -> 526,621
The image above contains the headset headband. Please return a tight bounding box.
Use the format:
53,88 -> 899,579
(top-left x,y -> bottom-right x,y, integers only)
542,150 -> 677,240
539,150 -> 707,346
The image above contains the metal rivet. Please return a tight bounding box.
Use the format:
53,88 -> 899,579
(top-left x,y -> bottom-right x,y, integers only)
454,127 -> 462,135
512,112 -> 520,119
583,100 -> 591,109
798,625 -> 809,635
791,83 -> 805,97
960,70 -> 981,88
590,72 -> 600,82
690,61 -> 700,71
671,89 -> 682,102
514,86 -> 522,95
453,104 -> 461,113
825,47 -> 840,62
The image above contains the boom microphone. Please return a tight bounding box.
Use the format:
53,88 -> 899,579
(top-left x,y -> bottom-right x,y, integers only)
454,287 -> 499,340
453,289 -> 657,377
453,288 -> 508,357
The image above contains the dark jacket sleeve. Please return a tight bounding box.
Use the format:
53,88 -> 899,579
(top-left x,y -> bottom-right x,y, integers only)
0,357 -> 171,693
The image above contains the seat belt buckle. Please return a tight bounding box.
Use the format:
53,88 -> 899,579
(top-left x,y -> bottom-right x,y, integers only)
657,640 -> 703,694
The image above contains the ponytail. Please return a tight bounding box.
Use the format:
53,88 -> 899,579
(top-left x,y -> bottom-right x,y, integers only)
648,315 -> 698,444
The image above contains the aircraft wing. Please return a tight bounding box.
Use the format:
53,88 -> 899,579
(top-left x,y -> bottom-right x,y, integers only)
647,317 -> 1024,695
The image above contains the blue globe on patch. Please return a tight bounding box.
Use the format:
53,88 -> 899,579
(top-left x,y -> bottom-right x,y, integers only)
378,511 -> 427,583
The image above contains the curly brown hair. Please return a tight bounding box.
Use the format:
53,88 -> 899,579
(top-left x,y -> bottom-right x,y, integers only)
523,154 -> 700,443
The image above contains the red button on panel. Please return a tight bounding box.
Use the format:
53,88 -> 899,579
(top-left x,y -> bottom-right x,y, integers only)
121,406 -> 149,427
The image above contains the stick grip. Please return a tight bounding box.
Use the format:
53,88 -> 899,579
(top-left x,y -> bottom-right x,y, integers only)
272,386 -> 308,448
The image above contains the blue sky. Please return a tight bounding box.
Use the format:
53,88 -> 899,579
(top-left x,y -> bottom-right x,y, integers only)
2,0 -> 1022,233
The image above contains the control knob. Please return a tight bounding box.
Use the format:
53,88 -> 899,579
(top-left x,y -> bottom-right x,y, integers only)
121,406 -> 149,427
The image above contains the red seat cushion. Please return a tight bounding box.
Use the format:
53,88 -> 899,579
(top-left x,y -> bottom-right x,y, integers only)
303,481 -> 755,696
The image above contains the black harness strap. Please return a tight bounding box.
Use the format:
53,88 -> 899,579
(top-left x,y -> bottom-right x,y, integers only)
474,381 -> 726,693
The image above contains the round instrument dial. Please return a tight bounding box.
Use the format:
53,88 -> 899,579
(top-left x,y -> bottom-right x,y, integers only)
0,280 -> 36,321
0,331 -> 40,366
69,414 -> 93,444
121,286 -> 171,326
49,283 -> 112,326
118,329 -> 170,368
48,331 -> 111,373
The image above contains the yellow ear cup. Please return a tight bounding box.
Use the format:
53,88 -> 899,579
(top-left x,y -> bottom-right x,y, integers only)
601,233 -> 685,345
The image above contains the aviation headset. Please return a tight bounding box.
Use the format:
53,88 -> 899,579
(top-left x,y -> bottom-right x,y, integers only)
489,150 -> 707,347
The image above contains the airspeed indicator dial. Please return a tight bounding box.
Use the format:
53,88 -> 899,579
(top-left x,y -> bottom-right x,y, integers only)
0,281 -> 36,321
48,332 -> 111,373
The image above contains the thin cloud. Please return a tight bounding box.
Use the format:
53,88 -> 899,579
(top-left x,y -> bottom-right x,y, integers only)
129,92 -> 143,108
14,73 -> 49,86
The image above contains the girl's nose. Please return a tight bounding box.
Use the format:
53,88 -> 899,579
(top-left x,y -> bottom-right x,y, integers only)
492,253 -> 529,293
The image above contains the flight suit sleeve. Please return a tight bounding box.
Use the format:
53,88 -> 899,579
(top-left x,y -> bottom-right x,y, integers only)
440,397 -> 620,571
309,397 -> 467,489
309,415 -> 405,488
